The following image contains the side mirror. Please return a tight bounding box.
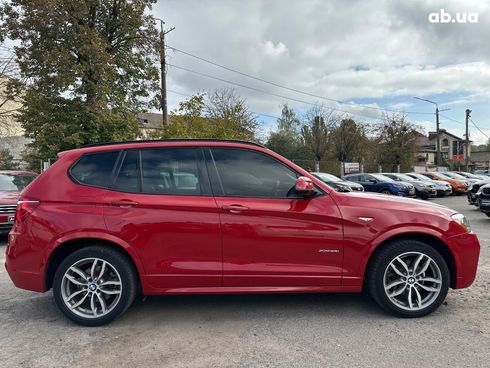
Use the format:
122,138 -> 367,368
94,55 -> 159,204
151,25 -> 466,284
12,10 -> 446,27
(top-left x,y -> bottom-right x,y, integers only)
369,179 -> 378,183
295,176 -> 315,196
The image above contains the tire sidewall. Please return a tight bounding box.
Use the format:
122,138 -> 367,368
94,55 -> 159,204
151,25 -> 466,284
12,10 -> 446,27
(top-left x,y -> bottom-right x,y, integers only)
371,241 -> 450,318
53,246 -> 136,326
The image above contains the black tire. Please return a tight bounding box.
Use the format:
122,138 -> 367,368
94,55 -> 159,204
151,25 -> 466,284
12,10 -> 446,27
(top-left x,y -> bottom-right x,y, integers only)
484,212 -> 490,218
53,246 -> 138,326
380,189 -> 392,195
366,240 -> 450,318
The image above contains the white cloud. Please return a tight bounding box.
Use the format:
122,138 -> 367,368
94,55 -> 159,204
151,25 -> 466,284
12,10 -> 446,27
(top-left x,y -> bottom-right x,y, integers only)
156,0 -> 490,140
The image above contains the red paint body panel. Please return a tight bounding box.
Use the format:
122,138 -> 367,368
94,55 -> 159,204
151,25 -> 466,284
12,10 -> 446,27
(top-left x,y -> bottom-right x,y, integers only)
4,141 -> 480,298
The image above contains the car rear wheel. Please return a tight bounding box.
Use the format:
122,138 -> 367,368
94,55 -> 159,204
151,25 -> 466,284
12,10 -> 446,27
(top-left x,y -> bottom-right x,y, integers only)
366,240 -> 449,317
53,246 -> 138,326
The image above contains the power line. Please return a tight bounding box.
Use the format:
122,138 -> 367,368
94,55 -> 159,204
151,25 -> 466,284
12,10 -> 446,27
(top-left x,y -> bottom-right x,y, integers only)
167,63 -> 388,121
167,88 -> 282,120
469,118 -> 490,140
167,45 -> 433,116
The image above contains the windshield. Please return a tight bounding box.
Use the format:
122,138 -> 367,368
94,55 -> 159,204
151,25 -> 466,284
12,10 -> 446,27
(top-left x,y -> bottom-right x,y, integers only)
313,172 -> 341,182
444,172 -> 466,179
409,173 -> 433,182
371,174 -> 395,182
435,172 -> 451,179
0,173 -> 37,191
393,173 -> 414,181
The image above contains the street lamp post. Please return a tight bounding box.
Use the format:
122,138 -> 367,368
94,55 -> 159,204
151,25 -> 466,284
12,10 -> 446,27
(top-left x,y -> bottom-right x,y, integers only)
414,97 -> 441,167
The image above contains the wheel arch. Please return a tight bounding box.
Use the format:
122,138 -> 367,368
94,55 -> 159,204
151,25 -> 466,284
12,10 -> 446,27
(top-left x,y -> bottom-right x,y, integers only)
363,232 -> 457,288
45,236 -> 144,291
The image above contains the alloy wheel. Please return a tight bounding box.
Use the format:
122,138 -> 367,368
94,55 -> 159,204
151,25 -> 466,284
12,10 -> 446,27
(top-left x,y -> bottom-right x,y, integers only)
383,252 -> 442,311
60,258 -> 123,319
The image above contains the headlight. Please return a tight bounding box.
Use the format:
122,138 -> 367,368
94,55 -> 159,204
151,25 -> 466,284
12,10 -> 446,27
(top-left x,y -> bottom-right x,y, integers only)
451,213 -> 471,232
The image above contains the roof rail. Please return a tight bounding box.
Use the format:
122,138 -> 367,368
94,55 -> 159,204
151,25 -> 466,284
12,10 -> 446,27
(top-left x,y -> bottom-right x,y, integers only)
81,138 -> 265,148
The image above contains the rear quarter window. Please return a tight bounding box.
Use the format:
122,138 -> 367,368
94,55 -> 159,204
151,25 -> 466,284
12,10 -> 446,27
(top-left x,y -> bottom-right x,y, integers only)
70,151 -> 120,188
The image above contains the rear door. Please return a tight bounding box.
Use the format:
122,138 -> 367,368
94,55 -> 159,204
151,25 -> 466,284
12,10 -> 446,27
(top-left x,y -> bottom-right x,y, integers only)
206,147 -> 343,287
103,147 -> 222,289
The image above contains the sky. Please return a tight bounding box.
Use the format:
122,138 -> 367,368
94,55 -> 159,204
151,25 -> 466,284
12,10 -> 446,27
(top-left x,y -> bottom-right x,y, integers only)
154,0 -> 490,144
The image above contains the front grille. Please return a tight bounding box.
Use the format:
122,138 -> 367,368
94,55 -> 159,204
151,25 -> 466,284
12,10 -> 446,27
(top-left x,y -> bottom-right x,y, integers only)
0,205 -> 17,214
471,184 -> 481,193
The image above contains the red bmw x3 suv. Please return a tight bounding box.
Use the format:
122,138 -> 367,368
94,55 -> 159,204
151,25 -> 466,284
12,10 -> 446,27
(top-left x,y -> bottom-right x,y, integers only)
5,140 -> 480,325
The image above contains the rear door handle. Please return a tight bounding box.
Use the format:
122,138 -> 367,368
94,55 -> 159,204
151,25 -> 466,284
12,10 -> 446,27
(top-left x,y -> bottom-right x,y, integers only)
221,204 -> 249,214
111,200 -> 139,208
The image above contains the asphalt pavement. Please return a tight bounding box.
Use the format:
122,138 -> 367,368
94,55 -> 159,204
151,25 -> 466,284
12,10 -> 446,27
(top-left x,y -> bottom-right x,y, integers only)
0,195 -> 489,368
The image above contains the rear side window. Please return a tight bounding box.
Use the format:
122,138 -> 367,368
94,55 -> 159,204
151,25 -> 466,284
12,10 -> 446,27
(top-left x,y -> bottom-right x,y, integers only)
70,151 -> 119,188
210,148 -> 298,198
140,148 -> 209,195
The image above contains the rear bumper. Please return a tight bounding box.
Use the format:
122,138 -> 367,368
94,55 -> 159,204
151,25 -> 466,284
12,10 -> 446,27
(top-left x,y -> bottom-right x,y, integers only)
5,232 -> 46,292
449,232 -> 480,289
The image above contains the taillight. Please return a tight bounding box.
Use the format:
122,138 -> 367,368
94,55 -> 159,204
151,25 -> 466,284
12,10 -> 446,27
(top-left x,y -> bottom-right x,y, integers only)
15,197 -> 40,223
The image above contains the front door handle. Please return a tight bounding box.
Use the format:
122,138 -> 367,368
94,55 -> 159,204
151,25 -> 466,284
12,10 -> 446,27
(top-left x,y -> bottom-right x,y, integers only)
111,199 -> 139,208
221,204 -> 249,214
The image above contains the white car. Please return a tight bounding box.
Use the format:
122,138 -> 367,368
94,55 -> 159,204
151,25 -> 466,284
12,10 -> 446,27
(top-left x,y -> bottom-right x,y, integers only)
405,173 -> 453,196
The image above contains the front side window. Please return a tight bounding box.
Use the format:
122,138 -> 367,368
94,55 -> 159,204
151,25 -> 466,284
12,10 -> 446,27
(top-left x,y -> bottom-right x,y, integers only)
140,148 -> 206,195
210,148 -> 298,198
70,151 -> 119,188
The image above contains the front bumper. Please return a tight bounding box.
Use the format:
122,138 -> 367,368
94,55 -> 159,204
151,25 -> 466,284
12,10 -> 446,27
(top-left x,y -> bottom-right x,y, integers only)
437,188 -> 453,196
417,188 -> 437,198
449,232 -> 480,289
479,198 -> 490,213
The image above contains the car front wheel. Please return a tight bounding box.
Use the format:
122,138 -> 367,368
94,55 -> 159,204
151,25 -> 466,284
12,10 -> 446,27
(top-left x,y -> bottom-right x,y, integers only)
53,246 -> 138,326
367,240 -> 450,317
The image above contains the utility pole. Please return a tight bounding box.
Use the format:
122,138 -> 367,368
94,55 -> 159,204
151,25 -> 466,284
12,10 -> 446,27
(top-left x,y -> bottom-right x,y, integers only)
414,97 -> 449,167
435,105 -> 440,166
155,18 -> 174,126
465,108 -> 471,171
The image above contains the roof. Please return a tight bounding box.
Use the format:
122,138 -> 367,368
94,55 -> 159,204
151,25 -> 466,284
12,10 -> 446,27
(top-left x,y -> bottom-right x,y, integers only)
81,138 -> 264,148
0,170 -> 37,175
58,139 -> 266,157
428,129 -> 470,143
470,151 -> 490,161
137,112 -> 168,130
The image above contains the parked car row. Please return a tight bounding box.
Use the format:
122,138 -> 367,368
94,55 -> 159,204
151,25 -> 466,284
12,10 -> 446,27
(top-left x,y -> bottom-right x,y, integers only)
467,178 -> 490,218
310,170 -> 482,200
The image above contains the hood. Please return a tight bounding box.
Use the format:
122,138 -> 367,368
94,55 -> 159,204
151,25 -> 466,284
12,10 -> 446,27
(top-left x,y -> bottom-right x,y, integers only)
343,180 -> 363,188
0,190 -> 20,205
338,190 -> 455,217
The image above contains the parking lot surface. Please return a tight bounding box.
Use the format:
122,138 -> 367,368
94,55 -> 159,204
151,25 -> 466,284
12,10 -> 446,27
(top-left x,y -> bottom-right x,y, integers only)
0,195 -> 489,368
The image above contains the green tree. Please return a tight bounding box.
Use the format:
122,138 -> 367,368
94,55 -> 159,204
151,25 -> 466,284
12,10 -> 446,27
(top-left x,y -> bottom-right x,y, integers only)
266,104 -> 309,159
330,118 -> 369,162
301,104 -> 338,171
159,89 -> 257,140
0,149 -> 20,170
375,113 -> 418,172
1,0 -> 159,168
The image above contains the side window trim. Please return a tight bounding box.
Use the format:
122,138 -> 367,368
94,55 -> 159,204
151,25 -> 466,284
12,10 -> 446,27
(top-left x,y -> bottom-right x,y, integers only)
109,149 -> 142,193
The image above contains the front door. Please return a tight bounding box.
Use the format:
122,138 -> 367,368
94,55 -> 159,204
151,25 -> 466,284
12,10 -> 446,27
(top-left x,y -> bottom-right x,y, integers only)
206,147 -> 343,287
